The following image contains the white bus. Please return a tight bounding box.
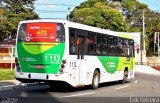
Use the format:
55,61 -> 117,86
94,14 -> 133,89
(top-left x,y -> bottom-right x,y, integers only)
15,20 -> 135,89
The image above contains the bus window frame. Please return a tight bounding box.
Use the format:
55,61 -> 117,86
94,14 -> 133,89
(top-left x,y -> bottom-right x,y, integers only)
69,27 -> 134,58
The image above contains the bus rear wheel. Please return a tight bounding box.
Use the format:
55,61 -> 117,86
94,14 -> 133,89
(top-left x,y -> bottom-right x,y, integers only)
120,70 -> 128,84
91,70 -> 100,89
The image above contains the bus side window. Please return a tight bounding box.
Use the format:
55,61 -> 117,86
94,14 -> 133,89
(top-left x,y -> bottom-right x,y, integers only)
130,40 -> 135,57
107,36 -> 115,55
69,28 -> 76,54
116,38 -> 123,56
97,34 -> 107,55
123,39 -> 130,56
87,32 -> 96,54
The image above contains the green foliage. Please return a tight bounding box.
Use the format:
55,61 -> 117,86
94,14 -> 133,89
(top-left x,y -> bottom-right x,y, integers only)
122,0 -> 160,53
0,69 -> 14,81
0,0 -> 39,41
70,0 -> 160,55
70,1 -> 128,32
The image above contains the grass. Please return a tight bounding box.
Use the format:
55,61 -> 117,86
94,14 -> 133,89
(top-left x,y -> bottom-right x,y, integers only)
0,69 -> 15,81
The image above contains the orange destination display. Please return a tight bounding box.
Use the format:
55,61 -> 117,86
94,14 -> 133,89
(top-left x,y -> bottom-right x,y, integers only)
26,23 -> 57,42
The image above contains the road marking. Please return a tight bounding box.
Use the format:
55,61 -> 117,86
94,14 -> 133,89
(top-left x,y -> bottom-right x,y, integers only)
61,92 -> 95,98
134,80 -> 138,84
115,85 -> 129,90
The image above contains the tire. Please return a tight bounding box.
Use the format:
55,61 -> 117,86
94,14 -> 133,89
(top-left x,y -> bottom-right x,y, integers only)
120,70 -> 128,84
91,70 -> 100,89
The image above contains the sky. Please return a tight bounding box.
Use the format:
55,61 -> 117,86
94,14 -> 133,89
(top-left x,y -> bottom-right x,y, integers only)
34,0 -> 160,19
34,0 -> 86,19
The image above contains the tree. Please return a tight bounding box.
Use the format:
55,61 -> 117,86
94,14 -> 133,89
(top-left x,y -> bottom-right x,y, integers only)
121,0 -> 160,55
70,0 -> 160,55
0,0 -> 39,41
70,0 -> 128,32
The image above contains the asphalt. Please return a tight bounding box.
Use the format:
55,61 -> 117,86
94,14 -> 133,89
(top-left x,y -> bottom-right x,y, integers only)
0,65 -> 160,91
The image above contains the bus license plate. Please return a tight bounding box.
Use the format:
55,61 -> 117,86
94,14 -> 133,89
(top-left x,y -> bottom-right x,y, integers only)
36,65 -> 44,69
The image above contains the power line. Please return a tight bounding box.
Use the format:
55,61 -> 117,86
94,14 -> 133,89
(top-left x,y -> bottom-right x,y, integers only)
35,10 -> 68,13
35,3 -> 76,7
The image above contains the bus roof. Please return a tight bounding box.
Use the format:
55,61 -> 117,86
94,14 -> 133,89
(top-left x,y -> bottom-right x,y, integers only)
19,19 -> 139,39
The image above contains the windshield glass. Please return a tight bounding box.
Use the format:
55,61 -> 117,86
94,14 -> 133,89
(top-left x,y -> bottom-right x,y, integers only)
17,22 -> 65,42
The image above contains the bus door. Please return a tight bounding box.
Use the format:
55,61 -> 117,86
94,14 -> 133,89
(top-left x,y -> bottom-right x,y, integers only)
69,29 -> 87,86
76,36 -> 87,85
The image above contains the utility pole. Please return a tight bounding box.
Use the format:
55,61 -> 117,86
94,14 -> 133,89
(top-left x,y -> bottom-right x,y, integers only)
141,9 -> 146,64
154,32 -> 160,58
158,33 -> 160,62
68,7 -> 71,21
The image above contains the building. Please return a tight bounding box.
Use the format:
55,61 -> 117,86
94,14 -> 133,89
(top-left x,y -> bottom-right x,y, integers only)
0,38 -> 15,69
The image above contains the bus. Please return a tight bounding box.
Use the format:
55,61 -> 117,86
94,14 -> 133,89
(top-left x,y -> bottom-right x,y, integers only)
15,20 -> 135,89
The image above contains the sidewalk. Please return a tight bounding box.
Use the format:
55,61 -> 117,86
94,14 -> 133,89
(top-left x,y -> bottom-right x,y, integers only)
0,79 -> 21,91
135,65 -> 160,76
0,79 -> 21,86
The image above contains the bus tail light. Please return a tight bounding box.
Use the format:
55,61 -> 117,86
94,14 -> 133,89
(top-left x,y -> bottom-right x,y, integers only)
59,60 -> 66,74
15,57 -> 21,72
15,57 -> 19,67
62,60 -> 66,64
61,64 -> 65,68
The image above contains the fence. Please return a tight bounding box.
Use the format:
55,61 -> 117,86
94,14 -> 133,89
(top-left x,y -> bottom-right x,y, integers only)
145,57 -> 160,67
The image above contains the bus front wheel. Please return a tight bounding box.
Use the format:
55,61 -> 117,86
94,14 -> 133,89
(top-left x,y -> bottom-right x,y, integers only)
120,70 -> 128,84
91,70 -> 100,89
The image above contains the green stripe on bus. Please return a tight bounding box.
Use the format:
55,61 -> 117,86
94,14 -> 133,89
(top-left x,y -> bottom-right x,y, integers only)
98,56 -> 134,74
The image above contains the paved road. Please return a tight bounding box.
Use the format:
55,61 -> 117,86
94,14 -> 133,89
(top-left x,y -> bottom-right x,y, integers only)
0,73 -> 160,103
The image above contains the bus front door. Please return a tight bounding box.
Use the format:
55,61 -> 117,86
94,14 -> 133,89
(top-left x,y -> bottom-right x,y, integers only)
76,36 -> 86,86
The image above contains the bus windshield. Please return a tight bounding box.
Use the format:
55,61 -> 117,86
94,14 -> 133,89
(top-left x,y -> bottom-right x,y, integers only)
17,22 -> 65,42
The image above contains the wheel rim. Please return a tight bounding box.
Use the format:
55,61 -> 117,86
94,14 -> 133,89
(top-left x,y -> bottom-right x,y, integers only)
94,75 -> 99,87
124,71 -> 128,78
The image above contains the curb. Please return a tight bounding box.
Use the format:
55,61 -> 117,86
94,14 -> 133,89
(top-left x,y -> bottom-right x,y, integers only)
0,84 -> 19,91
0,79 -> 20,91
0,82 -> 47,91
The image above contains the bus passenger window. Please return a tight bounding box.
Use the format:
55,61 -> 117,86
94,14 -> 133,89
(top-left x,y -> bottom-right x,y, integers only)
69,28 -> 76,54
116,38 -> 123,56
107,36 -> 115,55
130,40 -> 135,57
71,37 -> 76,53
87,32 -> 96,54
123,39 -> 130,56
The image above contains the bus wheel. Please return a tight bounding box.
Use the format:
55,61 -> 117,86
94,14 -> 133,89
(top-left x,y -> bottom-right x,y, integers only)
120,70 -> 128,84
91,70 -> 100,89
